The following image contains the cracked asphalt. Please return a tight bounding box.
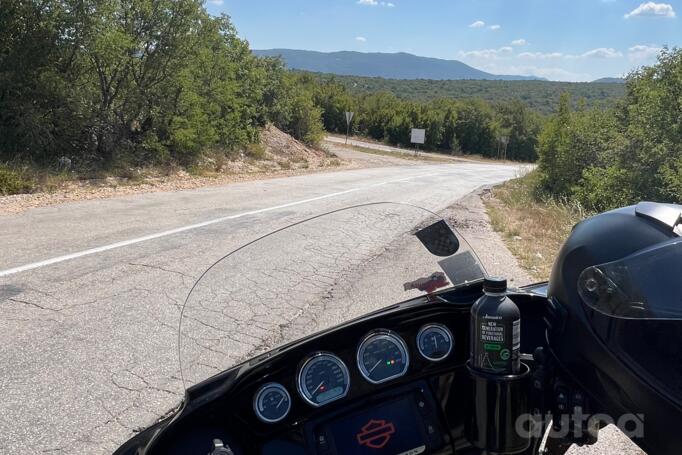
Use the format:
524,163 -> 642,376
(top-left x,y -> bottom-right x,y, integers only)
0,147 -> 523,454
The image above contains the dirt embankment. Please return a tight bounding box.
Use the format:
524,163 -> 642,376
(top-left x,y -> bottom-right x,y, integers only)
0,125 -> 346,215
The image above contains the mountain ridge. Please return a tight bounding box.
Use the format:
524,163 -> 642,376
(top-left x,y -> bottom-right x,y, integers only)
253,49 -> 546,81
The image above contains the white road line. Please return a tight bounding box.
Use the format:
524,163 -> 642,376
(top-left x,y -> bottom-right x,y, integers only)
0,171 -> 442,278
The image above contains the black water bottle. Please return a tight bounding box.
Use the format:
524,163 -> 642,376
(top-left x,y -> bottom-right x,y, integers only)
470,277 -> 520,374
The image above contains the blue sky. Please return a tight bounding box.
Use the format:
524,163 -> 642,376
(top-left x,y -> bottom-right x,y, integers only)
206,0 -> 681,81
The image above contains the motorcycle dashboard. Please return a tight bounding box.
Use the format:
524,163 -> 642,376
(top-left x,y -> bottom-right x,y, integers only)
244,297 -> 472,429
154,288 -> 482,455
138,283 -> 549,455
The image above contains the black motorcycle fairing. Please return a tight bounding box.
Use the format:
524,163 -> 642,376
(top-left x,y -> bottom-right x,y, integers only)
114,282 -> 552,455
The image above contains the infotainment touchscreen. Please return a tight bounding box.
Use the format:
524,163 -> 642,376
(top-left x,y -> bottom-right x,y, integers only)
322,396 -> 428,455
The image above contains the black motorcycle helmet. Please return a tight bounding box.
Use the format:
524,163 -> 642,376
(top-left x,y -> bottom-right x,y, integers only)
548,202 -> 682,455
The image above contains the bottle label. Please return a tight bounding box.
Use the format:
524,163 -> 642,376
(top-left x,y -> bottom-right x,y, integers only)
475,317 -> 519,373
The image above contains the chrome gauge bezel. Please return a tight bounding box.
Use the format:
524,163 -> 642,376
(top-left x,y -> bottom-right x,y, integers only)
357,330 -> 410,384
297,352 -> 350,408
416,323 -> 454,362
253,382 -> 291,424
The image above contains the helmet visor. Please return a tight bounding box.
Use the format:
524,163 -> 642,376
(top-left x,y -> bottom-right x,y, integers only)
578,239 -> 682,320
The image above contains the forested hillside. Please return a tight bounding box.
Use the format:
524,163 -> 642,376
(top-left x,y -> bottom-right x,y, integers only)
254,49 -> 541,81
307,74 -> 543,162
309,73 -> 625,115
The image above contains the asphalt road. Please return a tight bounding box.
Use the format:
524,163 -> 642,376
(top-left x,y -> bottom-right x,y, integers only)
0,147 -> 523,454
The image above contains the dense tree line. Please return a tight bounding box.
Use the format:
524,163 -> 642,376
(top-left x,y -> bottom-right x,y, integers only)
537,48 -> 682,210
308,72 -> 625,115
308,77 -> 543,161
0,0 -> 322,170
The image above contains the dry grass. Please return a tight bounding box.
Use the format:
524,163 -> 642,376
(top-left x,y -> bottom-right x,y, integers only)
484,171 -> 592,281
329,134 -> 530,165
348,145 -> 454,163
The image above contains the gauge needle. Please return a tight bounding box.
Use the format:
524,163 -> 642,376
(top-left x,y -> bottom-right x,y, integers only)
369,359 -> 382,373
312,381 -> 325,394
276,396 -> 285,408
433,335 -> 438,349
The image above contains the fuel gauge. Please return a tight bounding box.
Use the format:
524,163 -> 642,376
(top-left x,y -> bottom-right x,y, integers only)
253,383 -> 291,423
417,324 -> 454,362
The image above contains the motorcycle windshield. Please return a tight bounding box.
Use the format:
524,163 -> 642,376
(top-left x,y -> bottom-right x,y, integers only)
178,203 -> 487,389
578,238 -> 682,320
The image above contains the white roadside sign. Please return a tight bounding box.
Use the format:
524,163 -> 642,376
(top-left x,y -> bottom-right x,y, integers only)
344,112 -> 354,144
411,128 -> 426,145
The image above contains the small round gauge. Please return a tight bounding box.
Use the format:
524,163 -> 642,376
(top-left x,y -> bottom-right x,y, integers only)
297,353 -> 350,407
417,324 -> 454,362
253,382 -> 291,423
357,330 -> 409,384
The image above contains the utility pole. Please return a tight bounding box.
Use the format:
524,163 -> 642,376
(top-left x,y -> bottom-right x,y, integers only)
501,136 -> 509,161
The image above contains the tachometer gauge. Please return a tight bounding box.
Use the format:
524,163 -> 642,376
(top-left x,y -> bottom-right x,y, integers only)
417,324 -> 453,362
297,353 -> 350,407
357,330 -> 409,384
253,383 -> 291,423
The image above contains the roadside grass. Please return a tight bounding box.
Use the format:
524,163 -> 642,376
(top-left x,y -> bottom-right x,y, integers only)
346,144 -> 454,163
328,134 -> 529,164
484,171 -> 591,281
2,148 -> 345,197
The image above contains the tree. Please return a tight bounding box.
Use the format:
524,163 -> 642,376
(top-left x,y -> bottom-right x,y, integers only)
536,48 -> 682,210
496,100 -> 543,161
454,100 -> 496,156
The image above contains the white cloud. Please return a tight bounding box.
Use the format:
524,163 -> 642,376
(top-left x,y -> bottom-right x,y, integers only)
469,20 -> 486,28
207,0 -> 223,4
520,66 -> 593,82
624,2 -> 676,18
519,48 -> 622,60
355,36 -> 367,42
489,24 -> 501,30
475,62 -> 593,82
458,47 -> 513,60
460,46 -> 623,62
511,39 -> 528,46
579,47 -> 623,58
357,0 -> 395,6
518,51 -> 564,59
628,44 -> 662,62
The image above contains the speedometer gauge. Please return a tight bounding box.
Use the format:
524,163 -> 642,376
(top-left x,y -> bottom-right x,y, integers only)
253,382 -> 291,423
297,353 -> 350,407
417,324 -> 453,362
357,330 -> 409,384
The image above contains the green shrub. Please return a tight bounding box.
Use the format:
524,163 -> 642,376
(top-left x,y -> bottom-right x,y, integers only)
536,48 -> 682,210
574,166 -> 636,211
0,166 -> 33,195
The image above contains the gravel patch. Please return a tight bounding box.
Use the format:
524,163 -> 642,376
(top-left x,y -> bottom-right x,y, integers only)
443,188 -> 534,287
